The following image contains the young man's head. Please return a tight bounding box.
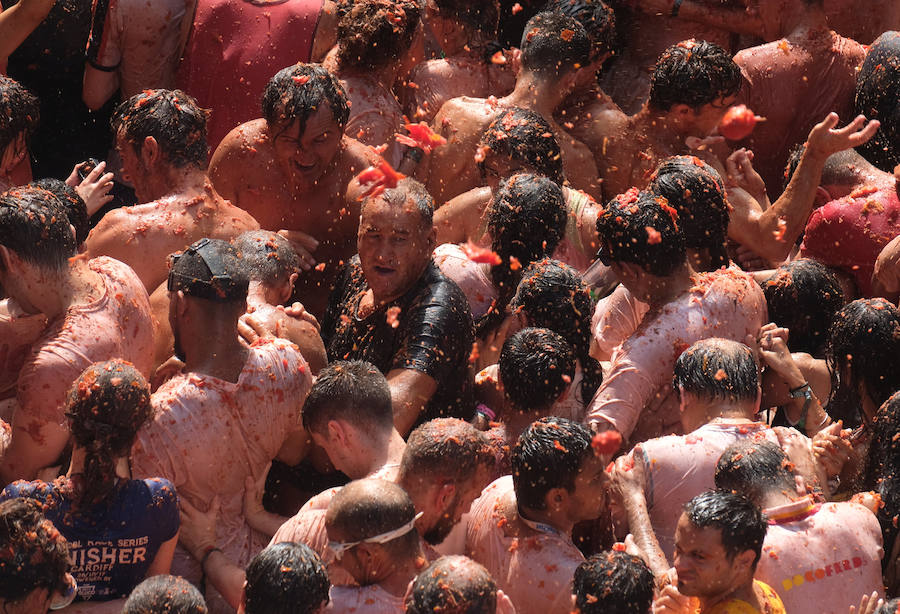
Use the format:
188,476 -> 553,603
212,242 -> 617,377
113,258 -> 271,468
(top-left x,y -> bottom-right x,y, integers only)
336,0 -> 421,74
648,156 -> 730,271
674,490 -> 766,601
325,479 -> 422,585
673,338 -> 759,431
500,327 -> 575,414
512,416 -> 605,525
573,550 -> 654,614
241,542 -> 330,614
0,498 -> 73,614
357,178 -> 436,304
123,575 -> 208,614
166,238 -> 250,359
111,89 -> 209,202
762,259 -> 844,357
406,555 -> 501,614
302,360 -> 395,478
426,0 -> 500,51
595,188 -> 686,302
520,12 -> 591,93
398,418 -> 496,545
233,230 -> 300,305
478,108 -> 565,189
648,40 -> 742,137
0,76 -> 39,179
715,440 -> 799,506
262,64 -> 350,191
0,186 -> 78,313
545,0 -> 616,88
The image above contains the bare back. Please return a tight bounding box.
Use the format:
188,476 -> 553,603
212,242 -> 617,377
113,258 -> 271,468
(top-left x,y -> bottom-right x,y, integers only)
85,182 -> 260,292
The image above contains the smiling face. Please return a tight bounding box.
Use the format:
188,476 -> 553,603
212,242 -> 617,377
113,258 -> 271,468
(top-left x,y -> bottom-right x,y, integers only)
271,106 -> 343,191
357,193 -> 435,305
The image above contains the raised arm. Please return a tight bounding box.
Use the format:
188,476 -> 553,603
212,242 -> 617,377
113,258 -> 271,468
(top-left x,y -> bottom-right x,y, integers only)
725,113 -> 880,263
0,0 -> 55,70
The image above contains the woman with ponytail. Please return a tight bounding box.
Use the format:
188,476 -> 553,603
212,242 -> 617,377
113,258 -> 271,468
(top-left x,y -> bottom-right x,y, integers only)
1,360 -> 179,604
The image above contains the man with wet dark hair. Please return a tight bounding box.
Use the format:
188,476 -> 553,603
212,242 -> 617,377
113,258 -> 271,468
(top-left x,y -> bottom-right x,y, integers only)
421,11 -> 601,203
434,110 -> 601,273
210,63 -> 376,319
584,40 -> 740,200
243,543 -> 330,614
653,491 -> 784,614
85,89 -> 259,293
586,191 -> 766,444
0,186 -> 154,484
0,498 -> 75,614
714,439 -> 883,614
573,550 -> 654,614
466,417 -> 608,614
856,32 -> 900,174
322,178 -> 474,435
607,339 -> 794,575
0,75 -> 39,192
406,555 -> 513,614
132,238 -> 313,613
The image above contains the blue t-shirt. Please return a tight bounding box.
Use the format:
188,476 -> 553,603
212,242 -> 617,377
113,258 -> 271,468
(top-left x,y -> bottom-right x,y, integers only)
1,477 -> 179,601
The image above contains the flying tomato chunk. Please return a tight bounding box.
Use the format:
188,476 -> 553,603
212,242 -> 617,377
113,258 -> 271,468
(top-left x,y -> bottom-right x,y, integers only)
394,121 -> 448,153
718,105 -> 763,141
462,240 -> 502,266
356,159 -> 406,199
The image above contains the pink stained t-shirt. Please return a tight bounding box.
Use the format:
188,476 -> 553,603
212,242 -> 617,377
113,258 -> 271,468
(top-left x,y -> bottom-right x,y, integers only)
465,476 -> 584,614
630,422 -> 780,561
434,243 -> 498,320
756,497 -> 884,614
585,267 -> 767,443
590,284 -> 649,362
176,0 -> 324,151
17,257 -> 154,426
327,585 -> 405,614
800,187 -> 900,296
132,339 -> 311,585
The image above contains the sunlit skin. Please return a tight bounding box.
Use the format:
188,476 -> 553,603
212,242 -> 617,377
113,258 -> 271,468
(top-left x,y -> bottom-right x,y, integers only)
209,108 -> 376,318
84,129 -> 259,292
584,94 -> 736,201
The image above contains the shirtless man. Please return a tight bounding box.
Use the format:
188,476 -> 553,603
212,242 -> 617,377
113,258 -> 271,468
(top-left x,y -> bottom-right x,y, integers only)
466,417 -> 608,614
0,75 -> 39,192
332,0 -> 421,168
85,89 -> 259,293
209,64 -> 375,319
585,39 -> 742,201
730,0 -> 867,192
132,238 -> 312,613
421,11 -> 601,203
234,231 -> 327,374
0,186 -> 154,484
325,479 -> 426,613
402,0 -> 517,124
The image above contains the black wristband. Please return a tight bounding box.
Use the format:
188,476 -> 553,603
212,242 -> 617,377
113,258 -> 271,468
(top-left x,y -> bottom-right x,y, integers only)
86,55 -> 120,72
671,0 -> 683,17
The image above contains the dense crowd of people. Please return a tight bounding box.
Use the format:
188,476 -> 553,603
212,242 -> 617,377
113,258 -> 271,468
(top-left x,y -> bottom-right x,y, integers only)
1,0 -> 900,612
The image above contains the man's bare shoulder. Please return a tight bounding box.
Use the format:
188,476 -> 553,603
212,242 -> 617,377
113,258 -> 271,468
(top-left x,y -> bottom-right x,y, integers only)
211,119 -> 274,171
